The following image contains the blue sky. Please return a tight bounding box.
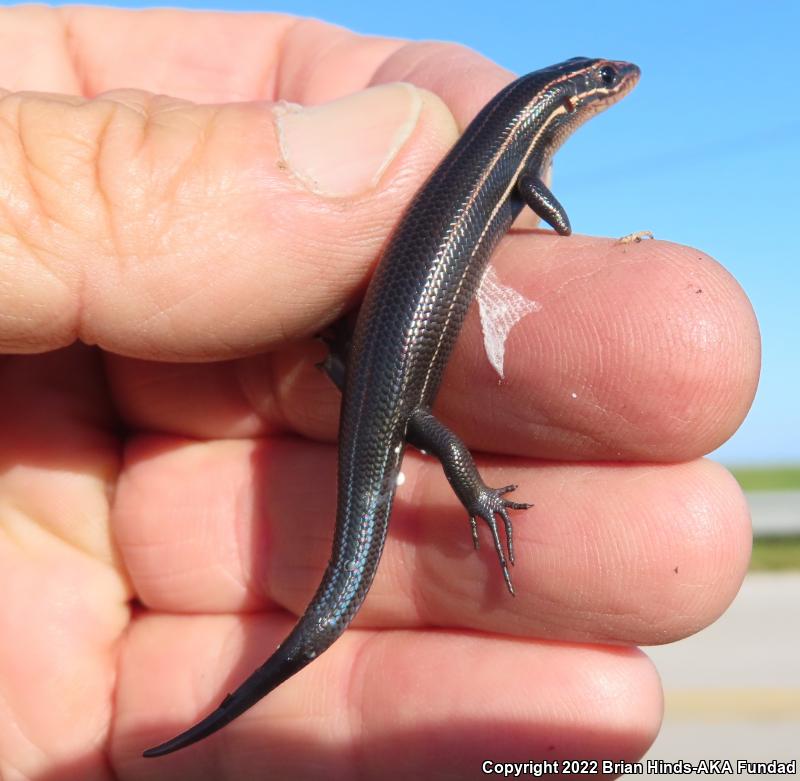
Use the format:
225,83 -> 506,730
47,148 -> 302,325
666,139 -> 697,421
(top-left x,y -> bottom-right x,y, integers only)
13,0 -> 800,466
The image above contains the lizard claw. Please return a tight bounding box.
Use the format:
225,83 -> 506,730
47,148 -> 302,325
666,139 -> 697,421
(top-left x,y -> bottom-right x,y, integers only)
469,515 -> 480,550
468,484 -> 531,595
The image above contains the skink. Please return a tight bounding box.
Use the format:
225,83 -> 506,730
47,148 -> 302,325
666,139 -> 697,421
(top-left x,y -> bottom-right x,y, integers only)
144,56 -> 640,757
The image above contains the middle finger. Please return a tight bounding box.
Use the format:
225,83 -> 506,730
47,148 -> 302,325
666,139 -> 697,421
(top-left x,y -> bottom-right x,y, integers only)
114,435 -> 750,645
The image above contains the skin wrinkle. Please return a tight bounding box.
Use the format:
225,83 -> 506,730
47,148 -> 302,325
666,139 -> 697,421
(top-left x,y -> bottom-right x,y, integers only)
279,19 -> 340,103
148,95 -> 203,215
232,462 -> 260,603
365,40 -> 410,93
539,415 -> 610,455
14,97 -> 55,245
0,178 -> 28,268
259,15 -> 300,101
558,343 -> 629,441
161,99 -> 214,207
11,491 -> 101,566
666,412 -> 691,426
88,101 -> 117,328
402,455 -> 438,627
126,95 -> 153,263
0,106 -> 79,338
569,389 -> 637,445
134,281 -> 210,337
343,630 -> 374,781
0,685 -> 47,763
59,9 -> 85,97
498,395 -> 600,456
254,18 -> 286,100
6,95 -> 92,344
237,350 -> 290,431
0,501 -> 33,555
210,327 -> 245,359
326,26 -> 369,74
108,90 -> 150,122
382,536 -> 417,625
300,21 -> 350,98
550,249 -> 651,298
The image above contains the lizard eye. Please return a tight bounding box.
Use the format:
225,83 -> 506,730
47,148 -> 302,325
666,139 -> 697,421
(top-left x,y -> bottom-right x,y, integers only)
599,65 -> 618,86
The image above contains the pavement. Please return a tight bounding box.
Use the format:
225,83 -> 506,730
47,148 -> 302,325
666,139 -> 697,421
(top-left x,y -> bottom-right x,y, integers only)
632,571 -> 800,779
747,491 -> 800,535
630,487 -> 800,778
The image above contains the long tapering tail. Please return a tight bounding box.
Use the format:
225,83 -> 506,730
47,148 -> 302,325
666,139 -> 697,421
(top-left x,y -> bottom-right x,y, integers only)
143,633 -> 311,757
142,617 -> 317,757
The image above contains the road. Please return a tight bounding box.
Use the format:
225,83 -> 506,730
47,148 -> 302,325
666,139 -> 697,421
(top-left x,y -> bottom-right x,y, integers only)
632,572 -> 800,779
747,491 -> 800,535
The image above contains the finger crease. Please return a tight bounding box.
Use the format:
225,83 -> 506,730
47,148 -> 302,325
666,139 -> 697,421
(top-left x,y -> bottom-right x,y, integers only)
59,8 -> 89,97
266,16 -> 306,100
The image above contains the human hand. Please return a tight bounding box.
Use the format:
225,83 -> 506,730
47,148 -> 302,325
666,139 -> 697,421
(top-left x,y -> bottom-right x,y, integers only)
0,7 -> 758,780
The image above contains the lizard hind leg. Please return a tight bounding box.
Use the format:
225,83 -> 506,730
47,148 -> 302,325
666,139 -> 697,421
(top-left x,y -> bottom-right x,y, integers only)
316,317 -> 352,391
407,408 -> 532,595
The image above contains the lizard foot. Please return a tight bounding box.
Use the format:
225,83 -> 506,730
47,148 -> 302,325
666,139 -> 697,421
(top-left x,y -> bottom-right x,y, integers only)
468,484 -> 532,596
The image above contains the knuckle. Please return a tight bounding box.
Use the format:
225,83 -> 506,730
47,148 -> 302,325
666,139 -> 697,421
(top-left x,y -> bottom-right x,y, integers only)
0,89 -> 204,349
4,91 -> 114,244
0,90 -> 113,347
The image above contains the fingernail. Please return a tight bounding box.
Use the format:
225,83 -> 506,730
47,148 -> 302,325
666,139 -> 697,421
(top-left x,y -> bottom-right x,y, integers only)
275,82 -> 422,197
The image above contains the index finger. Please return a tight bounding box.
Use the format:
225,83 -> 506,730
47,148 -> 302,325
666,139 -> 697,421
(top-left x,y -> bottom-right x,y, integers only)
1,6 -> 509,117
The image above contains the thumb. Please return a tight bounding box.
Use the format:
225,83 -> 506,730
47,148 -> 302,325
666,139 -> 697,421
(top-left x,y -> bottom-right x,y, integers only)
0,83 -> 457,360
